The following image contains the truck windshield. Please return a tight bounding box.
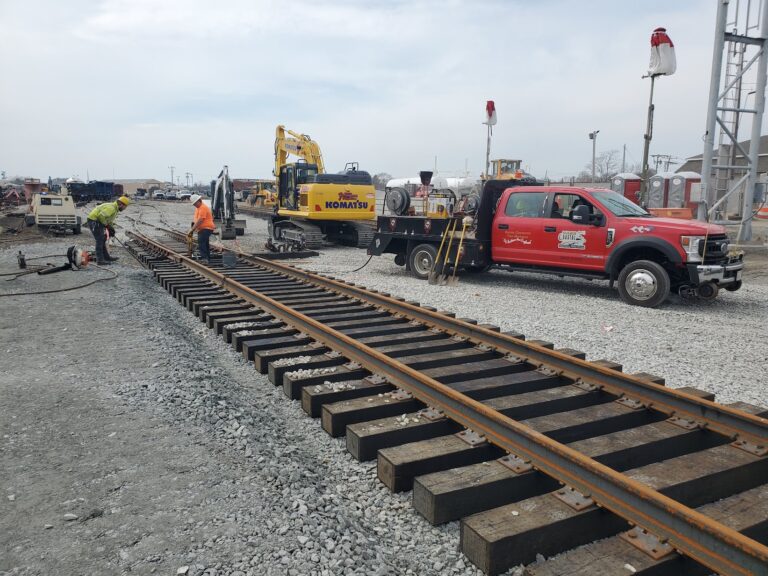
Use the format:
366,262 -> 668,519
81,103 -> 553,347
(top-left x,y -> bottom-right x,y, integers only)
591,190 -> 650,217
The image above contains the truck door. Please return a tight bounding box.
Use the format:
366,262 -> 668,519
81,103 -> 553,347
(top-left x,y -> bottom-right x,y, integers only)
540,192 -> 609,271
491,190 -> 553,265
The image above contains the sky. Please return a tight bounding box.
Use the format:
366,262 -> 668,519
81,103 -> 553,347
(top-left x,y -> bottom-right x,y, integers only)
0,0 -> 759,184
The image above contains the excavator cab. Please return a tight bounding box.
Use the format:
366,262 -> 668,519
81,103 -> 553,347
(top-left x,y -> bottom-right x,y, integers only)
278,161 -> 319,211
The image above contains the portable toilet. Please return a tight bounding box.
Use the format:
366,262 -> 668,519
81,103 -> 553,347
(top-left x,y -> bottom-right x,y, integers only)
648,172 -> 676,208
611,173 -> 642,204
668,172 -> 702,211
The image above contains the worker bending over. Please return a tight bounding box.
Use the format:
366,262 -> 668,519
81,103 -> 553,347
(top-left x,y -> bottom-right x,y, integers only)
87,196 -> 130,264
188,194 -> 216,263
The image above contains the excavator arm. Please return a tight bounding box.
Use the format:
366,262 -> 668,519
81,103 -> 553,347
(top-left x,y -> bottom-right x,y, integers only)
274,125 -> 325,175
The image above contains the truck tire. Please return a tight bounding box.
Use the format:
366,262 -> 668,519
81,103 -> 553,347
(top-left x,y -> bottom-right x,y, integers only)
617,260 -> 670,307
408,243 -> 437,280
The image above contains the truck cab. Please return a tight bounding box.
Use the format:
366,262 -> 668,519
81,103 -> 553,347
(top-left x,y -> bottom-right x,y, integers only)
490,186 -> 742,306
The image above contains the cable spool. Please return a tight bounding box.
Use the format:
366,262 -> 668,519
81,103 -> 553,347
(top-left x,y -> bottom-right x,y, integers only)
385,188 -> 411,216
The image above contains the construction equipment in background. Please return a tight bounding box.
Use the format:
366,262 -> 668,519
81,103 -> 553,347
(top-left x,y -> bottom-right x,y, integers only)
211,165 -> 246,240
247,179 -> 278,208
268,125 -> 376,251
488,159 -> 524,180
26,191 -> 82,234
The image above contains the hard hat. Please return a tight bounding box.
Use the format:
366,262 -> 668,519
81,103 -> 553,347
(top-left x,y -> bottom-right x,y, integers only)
190,194 -> 202,204
117,196 -> 130,207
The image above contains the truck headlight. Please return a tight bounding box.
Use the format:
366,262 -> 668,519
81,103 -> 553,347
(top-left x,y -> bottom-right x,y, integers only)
680,235 -> 705,262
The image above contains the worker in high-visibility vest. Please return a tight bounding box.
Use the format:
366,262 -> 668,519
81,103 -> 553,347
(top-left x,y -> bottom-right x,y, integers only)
188,194 -> 216,263
87,196 -> 130,264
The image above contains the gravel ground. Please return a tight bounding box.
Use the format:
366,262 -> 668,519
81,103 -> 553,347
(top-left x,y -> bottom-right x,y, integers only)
1,201 -> 766,576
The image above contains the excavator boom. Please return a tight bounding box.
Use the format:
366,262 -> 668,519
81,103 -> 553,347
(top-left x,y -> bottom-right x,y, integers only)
275,125 -> 325,175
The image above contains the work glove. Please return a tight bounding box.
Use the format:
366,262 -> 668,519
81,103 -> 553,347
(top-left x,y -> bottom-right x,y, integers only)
107,226 -> 116,237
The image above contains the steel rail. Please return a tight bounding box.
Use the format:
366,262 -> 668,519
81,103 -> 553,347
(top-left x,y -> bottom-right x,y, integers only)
151,227 -> 768,448
131,231 -> 768,575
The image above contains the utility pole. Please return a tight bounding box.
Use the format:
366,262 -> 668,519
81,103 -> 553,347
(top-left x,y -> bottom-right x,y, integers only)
169,166 -> 175,186
622,144 -> 626,173
640,73 -> 659,204
185,172 -> 192,187
589,130 -> 600,182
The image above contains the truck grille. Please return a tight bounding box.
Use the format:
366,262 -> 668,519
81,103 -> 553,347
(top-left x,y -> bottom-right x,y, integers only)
37,215 -> 77,225
699,234 -> 730,261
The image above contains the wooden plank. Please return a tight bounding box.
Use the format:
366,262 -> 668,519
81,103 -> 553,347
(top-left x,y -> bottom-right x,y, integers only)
378,434 -> 504,493
231,327 -> 295,353
203,306 -> 259,328
460,443 -> 768,575
425,358 -> 532,384
347,412 -> 462,462
282,363 -> 369,400
339,322 -> 424,339
449,370 -> 564,400
321,394 -> 423,438
375,338 -> 470,358
523,484 -> 768,576
302,378 -> 394,417
524,402 -> 666,444
328,317 -> 411,332
268,353 -> 347,386
241,334 -> 312,361
193,298 -> 239,317
222,320 -> 282,344
484,385 -> 608,420
414,420 -> 722,526
253,344 -> 328,374
219,317 -> 274,341
356,331 -> 445,347
399,348 -> 499,371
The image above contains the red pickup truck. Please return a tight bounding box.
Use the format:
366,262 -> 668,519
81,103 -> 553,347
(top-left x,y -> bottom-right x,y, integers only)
369,180 -> 744,307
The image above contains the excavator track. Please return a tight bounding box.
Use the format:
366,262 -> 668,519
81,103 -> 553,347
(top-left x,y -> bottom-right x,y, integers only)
270,219 -> 326,251
349,220 -> 376,248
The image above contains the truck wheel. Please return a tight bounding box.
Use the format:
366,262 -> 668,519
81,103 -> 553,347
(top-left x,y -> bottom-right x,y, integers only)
617,260 -> 670,307
725,280 -> 742,292
408,244 -> 437,280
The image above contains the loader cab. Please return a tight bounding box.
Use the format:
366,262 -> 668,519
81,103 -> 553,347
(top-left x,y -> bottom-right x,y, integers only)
278,161 -> 319,210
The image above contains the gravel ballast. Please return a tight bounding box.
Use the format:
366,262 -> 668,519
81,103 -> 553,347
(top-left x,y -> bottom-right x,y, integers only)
1,201 -> 766,576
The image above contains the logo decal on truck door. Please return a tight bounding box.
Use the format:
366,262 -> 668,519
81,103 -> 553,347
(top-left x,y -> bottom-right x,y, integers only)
502,232 -> 532,245
558,230 -> 586,250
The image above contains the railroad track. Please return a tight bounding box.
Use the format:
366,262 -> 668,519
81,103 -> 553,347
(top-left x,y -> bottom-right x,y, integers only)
125,228 -> 768,576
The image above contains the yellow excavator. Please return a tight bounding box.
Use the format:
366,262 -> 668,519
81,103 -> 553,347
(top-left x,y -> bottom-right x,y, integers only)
267,125 -> 376,250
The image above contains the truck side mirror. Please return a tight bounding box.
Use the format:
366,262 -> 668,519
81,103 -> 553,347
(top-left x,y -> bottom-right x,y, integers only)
589,213 -> 605,226
571,204 -> 590,223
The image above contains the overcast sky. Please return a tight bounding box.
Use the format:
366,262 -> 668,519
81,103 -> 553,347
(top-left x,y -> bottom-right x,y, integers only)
0,0 -> 757,184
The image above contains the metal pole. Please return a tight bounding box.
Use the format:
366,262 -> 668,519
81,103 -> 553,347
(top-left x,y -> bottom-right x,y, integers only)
591,133 -> 597,183
700,0 -> 730,220
739,1 -> 768,241
485,124 -> 491,179
169,166 -> 175,187
622,144 -> 626,172
640,75 -> 657,205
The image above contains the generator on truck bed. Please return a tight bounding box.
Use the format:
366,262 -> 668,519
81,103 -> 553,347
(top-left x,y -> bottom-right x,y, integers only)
369,179 -> 744,307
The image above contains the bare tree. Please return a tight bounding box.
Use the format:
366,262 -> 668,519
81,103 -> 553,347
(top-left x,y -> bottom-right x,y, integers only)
583,149 -> 621,181
372,172 -> 392,190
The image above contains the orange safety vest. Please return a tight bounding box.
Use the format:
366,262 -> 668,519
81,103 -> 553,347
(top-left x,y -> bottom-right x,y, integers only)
194,202 -> 215,231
